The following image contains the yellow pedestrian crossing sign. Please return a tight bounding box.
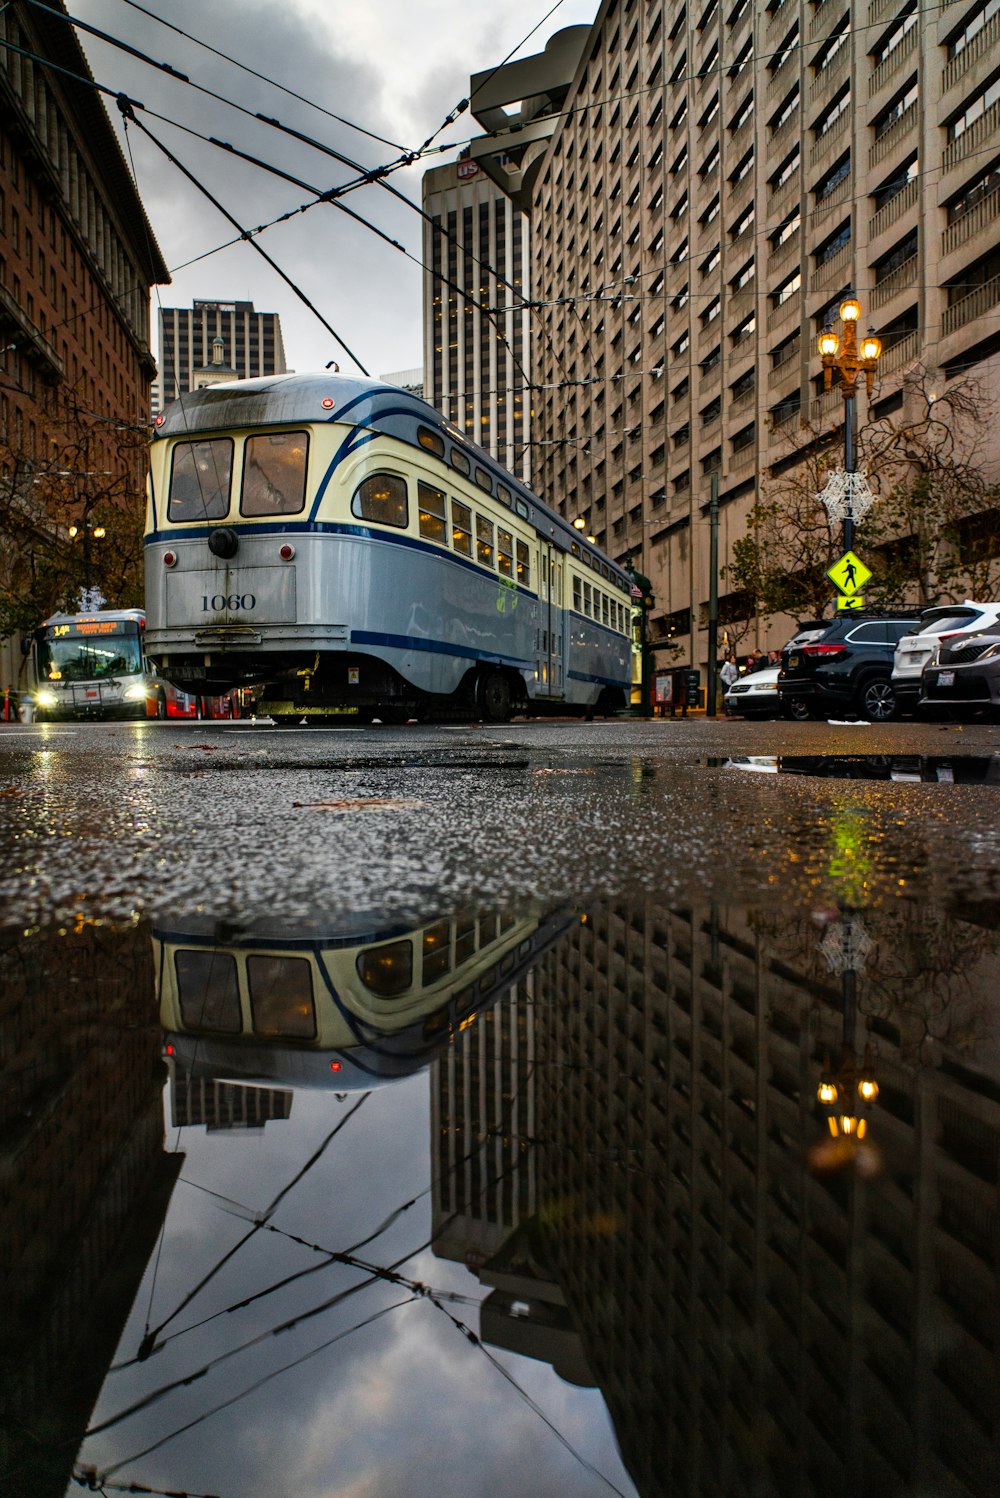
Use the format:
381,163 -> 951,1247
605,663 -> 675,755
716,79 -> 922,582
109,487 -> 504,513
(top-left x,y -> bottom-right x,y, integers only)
837,593 -> 865,611
827,550 -> 871,595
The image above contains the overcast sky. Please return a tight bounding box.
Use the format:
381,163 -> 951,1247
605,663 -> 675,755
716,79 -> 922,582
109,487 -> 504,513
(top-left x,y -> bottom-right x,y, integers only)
70,0 -> 600,379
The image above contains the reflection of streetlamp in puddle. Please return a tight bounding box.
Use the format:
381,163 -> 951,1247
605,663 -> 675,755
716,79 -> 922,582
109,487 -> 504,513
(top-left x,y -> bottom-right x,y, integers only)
810,910 -> 881,1176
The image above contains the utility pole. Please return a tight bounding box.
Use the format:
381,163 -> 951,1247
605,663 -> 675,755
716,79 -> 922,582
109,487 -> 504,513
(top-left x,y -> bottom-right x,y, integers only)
706,469 -> 719,719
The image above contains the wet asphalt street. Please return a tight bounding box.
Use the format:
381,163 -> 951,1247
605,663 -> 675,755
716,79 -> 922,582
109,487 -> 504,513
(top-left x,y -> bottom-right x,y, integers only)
1,714 -> 997,930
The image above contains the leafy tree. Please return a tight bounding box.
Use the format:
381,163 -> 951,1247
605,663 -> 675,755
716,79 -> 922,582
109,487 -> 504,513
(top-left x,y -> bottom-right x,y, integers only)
0,387 -> 147,640
726,363 -> 1000,625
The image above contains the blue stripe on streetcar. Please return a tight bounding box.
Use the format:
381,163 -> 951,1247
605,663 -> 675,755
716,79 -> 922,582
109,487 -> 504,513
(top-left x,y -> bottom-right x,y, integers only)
567,668 -> 631,688
351,629 -> 534,671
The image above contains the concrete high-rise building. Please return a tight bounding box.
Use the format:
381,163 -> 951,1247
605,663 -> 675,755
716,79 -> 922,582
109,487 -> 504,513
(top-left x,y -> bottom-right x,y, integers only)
153,299 -> 288,416
473,0 -> 1000,668
422,158 -> 533,481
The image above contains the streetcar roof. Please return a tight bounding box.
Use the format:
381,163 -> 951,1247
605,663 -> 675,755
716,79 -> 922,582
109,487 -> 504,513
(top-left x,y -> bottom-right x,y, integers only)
152,372 -> 629,580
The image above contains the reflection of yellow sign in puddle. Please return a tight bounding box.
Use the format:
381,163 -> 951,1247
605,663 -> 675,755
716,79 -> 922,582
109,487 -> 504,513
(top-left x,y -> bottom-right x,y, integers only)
827,550 -> 872,595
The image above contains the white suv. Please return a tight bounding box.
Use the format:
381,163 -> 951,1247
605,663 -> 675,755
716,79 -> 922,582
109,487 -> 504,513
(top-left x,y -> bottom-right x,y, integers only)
892,601 -> 1000,713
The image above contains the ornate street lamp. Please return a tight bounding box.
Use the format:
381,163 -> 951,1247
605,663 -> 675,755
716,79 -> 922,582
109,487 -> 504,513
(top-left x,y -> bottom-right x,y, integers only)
816,296 -> 882,551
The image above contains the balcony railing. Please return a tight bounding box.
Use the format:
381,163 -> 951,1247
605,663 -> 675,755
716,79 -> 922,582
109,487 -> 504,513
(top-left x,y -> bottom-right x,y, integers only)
869,100 -> 917,167
878,329 -> 918,374
811,387 -> 843,423
769,105 -> 801,155
813,171 -> 853,222
767,54 -> 798,103
868,0 -> 905,22
809,0 -> 843,42
768,176 -> 800,223
810,108 -> 850,165
730,385 -> 756,413
767,236 -> 798,279
871,254 -> 917,308
767,295 -> 800,334
699,361 -> 722,389
809,47 -> 850,105
943,12 -> 1000,94
772,400 -> 803,429
941,272 -> 1000,337
942,182 -> 1000,255
870,177 -> 918,240
771,336 -> 800,372
868,25 -> 918,98
729,114 -> 754,157
813,242 -> 852,291
731,446 -> 757,473
942,99 -> 1000,172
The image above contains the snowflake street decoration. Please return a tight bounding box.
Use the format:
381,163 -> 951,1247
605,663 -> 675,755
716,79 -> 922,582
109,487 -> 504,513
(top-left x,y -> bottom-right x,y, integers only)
816,468 -> 877,525
820,916 -> 875,975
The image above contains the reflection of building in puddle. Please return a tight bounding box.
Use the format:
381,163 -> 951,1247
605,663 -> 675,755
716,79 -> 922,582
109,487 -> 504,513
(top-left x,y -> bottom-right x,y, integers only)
0,924 -> 181,1498
434,901 -> 1000,1495
156,910 -> 573,1125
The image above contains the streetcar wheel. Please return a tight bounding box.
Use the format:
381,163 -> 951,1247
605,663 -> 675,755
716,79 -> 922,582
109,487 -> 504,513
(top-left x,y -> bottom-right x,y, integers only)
478,670 -> 511,723
155,691 -> 167,720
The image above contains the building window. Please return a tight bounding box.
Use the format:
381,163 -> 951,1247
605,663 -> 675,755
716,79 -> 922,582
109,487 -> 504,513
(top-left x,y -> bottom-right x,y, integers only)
813,15 -> 851,73
946,0 -> 999,62
815,152 -> 851,201
815,221 -> 851,266
815,86 -> 851,138
875,79 -> 918,139
770,148 -> 800,193
947,76 -> 1000,142
872,154 -> 918,210
773,270 -> 801,307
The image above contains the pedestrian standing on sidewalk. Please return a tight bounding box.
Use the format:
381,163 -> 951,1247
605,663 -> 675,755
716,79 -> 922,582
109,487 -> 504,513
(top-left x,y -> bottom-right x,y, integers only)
720,653 -> 739,714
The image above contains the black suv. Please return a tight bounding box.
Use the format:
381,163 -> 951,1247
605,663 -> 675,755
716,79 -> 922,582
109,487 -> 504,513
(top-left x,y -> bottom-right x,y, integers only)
778,611 -> 924,721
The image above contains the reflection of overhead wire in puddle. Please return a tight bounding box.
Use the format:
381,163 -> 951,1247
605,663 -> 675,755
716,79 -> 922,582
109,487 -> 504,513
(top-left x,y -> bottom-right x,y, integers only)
136,1090 -> 372,1358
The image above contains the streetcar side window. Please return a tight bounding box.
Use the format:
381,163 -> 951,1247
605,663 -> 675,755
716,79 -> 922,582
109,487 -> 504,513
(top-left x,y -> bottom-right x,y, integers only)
168,438 -> 233,522
497,528 -> 514,578
475,466 -> 493,494
418,426 -> 445,457
516,540 -> 530,587
356,940 -> 413,997
603,594 -> 610,626
422,921 -> 452,985
241,431 -> 309,516
451,499 -> 473,556
497,484 -> 512,507
573,576 -> 582,611
418,482 -> 448,544
351,472 -> 408,528
450,448 -> 471,477
476,514 -> 495,568
584,582 -> 592,617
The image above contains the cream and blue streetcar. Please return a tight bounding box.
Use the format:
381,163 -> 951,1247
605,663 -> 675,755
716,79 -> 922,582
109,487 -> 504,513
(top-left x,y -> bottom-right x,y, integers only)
144,373 -> 632,722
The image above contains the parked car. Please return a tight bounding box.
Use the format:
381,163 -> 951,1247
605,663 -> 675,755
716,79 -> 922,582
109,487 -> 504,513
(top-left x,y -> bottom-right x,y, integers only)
919,627 -> 1000,718
725,625 -> 826,719
892,601 -> 1000,714
778,610 -> 924,721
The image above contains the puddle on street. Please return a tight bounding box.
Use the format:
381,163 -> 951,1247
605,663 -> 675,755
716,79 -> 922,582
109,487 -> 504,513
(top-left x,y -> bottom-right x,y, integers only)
4,887 -> 999,1498
715,753 -> 1000,785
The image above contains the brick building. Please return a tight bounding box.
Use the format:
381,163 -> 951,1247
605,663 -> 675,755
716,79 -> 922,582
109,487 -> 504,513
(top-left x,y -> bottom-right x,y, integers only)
0,0 -> 169,678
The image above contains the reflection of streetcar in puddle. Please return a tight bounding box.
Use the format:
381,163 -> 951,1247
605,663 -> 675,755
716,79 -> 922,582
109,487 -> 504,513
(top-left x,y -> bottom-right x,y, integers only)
155,909 -> 570,1106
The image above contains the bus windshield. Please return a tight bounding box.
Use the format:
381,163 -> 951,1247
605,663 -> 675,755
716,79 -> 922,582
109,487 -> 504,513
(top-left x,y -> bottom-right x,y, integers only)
38,621 -> 143,681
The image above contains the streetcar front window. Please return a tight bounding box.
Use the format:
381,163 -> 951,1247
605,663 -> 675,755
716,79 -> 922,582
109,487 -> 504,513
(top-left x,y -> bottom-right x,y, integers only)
38,623 -> 142,681
175,950 -> 241,1033
418,481 -> 448,544
247,955 -> 316,1038
168,438 -> 233,521
241,431 -> 309,516
351,472 -> 408,528
451,499 -> 472,557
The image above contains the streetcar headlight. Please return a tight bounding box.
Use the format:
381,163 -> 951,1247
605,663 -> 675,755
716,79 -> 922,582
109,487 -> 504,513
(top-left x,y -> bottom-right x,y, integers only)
124,684 -> 148,701
35,689 -> 58,707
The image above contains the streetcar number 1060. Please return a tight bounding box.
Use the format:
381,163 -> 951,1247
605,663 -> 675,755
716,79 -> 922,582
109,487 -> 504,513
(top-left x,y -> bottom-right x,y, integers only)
201,594 -> 257,611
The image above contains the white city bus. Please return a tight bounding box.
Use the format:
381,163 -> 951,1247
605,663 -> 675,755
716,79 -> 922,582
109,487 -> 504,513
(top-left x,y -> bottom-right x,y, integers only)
28,608 -> 163,721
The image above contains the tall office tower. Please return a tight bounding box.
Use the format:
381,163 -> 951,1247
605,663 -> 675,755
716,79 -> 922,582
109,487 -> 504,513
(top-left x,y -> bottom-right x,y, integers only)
484,0 -> 1000,667
153,299 -> 288,415
528,897 -> 1000,1497
430,981 -> 537,1269
422,159 -> 532,480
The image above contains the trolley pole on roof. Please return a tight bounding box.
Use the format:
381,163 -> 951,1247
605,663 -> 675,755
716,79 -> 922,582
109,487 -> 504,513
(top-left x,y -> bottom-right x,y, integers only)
706,470 -> 719,720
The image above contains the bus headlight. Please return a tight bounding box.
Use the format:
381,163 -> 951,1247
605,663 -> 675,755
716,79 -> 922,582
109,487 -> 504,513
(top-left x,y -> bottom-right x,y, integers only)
124,684 -> 149,700
35,688 -> 58,707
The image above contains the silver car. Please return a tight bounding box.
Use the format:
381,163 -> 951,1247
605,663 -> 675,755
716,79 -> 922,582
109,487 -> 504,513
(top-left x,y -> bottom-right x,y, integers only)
919,628 -> 1000,717
893,601 -> 1000,715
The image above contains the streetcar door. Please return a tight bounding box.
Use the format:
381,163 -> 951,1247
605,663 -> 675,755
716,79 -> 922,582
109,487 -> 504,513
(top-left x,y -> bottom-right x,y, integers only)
537,543 -> 565,699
